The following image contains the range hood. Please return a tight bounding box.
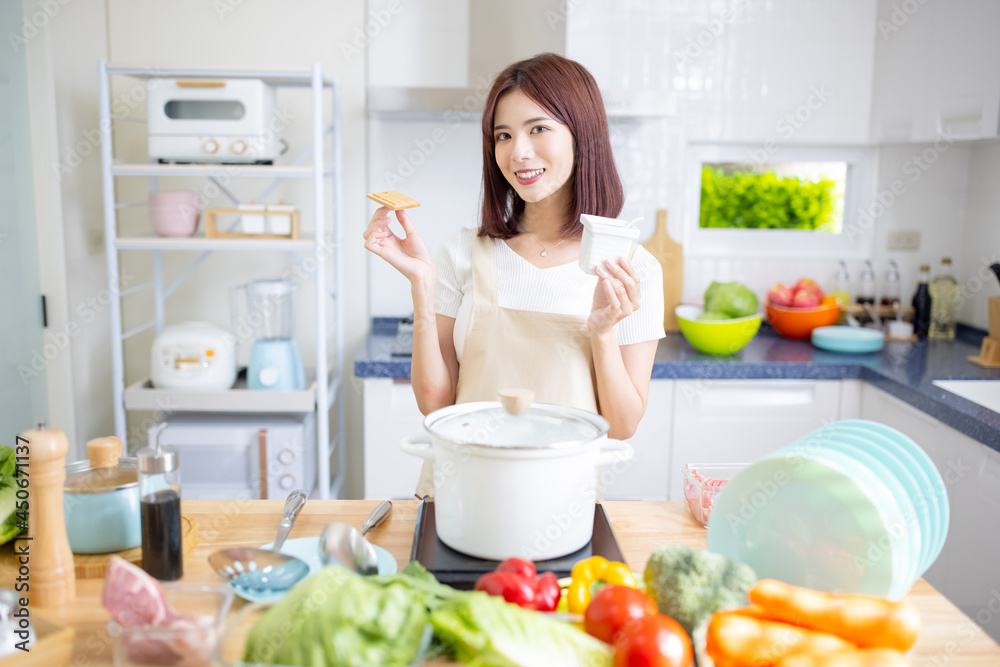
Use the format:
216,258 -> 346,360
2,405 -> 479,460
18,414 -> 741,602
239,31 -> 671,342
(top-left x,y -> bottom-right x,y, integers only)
367,0 -> 675,119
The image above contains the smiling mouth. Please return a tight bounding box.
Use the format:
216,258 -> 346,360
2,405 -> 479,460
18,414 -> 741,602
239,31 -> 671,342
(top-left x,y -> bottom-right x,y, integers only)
515,168 -> 545,184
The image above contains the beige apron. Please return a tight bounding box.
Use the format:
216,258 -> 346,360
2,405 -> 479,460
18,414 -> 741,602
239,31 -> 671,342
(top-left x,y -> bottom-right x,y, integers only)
415,234 -> 599,499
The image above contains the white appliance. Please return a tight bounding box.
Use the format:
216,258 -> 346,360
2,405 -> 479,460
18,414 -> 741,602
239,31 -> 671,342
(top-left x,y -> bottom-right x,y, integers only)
150,322 -> 237,390
150,413 -> 316,500
147,78 -> 282,163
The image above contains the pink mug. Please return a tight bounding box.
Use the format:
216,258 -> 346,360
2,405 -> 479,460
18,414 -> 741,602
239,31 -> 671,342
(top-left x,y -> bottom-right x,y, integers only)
149,191 -> 200,237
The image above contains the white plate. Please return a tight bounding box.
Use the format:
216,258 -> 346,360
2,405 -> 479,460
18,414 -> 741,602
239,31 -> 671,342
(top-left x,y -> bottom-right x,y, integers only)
708,454 -> 897,597
225,536 -> 398,604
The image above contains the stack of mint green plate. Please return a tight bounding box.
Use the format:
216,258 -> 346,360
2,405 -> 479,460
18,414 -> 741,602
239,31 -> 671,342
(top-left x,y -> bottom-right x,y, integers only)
707,419 -> 948,600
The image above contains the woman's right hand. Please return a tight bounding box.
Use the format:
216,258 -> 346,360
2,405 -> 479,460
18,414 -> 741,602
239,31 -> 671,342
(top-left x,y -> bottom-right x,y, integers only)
363,207 -> 434,284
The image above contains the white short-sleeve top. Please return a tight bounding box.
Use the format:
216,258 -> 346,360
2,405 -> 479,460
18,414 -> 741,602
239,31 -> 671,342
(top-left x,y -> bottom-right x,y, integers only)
434,227 -> 666,362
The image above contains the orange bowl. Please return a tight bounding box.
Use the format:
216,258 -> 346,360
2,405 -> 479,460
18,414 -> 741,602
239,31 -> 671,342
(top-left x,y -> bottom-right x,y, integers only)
765,301 -> 841,339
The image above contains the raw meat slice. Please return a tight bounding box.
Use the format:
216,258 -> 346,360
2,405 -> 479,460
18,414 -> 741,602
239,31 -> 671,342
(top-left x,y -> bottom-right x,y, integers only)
102,555 -> 171,626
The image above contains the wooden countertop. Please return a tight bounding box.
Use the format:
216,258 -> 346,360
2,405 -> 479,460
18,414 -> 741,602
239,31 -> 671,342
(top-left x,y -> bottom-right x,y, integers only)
7,499 -> 1000,666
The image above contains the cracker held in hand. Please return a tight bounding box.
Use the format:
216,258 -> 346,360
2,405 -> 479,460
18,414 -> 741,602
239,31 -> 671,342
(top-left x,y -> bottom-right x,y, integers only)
366,191 -> 421,211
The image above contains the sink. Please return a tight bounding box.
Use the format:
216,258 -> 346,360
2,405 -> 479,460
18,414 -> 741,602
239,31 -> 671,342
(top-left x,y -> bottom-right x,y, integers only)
932,380 -> 1000,414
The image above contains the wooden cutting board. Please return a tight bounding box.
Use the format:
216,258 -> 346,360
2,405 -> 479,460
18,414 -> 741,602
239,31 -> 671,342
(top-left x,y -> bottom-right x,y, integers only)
642,209 -> 683,332
72,514 -> 197,579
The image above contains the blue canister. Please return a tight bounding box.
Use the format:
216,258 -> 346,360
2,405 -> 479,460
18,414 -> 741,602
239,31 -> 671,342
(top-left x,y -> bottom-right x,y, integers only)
63,442 -> 141,554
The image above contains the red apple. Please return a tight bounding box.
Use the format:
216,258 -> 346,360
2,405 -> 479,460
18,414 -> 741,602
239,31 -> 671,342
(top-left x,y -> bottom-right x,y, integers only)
767,284 -> 795,307
793,289 -> 821,308
794,278 -> 825,299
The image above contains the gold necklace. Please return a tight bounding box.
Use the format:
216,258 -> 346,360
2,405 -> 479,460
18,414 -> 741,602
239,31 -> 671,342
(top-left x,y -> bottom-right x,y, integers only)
531,233 -> 568,257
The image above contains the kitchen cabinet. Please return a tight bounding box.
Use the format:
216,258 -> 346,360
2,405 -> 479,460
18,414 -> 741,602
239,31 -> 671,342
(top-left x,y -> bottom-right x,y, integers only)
861,383 -> 1000,643
363,378 -> 427,499
669,380 -> 842,501
869,0 -> 1000,142
604,380 -> 674,501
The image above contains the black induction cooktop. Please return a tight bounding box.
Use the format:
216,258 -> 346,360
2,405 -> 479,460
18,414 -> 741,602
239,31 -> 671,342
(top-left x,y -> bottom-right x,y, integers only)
409,500 -> 626,589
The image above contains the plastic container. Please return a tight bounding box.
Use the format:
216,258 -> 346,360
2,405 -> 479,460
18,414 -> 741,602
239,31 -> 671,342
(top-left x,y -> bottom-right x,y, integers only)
578,214 -> 641,275
110,582 -> 233,667
682,464 -> 747,527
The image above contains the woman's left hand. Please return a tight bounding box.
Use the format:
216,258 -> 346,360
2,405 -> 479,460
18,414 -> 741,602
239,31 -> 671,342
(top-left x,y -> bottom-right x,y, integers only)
588,257 -> 642,336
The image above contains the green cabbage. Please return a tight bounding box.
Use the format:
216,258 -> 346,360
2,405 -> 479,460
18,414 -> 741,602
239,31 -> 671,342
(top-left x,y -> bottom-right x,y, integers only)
703,281 -> 759,319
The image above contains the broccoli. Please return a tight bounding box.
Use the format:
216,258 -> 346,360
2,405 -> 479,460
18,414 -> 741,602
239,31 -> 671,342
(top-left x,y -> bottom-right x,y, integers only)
643,545 -> 757,635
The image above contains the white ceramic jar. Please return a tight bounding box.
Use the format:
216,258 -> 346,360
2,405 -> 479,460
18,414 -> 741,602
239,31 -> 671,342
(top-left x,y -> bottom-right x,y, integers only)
578,214 -> 641,275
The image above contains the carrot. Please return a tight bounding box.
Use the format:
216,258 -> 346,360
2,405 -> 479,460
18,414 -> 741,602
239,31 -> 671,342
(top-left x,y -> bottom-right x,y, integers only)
776,647 -> 910,667
748,579 -> 920,651
706,609 -> 854,667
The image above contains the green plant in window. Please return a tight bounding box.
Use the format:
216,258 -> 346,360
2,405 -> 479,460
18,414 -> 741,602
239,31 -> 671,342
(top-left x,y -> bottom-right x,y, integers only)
699,167 -> 838,231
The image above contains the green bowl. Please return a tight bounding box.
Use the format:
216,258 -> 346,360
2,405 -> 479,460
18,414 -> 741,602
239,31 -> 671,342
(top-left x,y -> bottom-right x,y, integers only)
675,305 -> 762,355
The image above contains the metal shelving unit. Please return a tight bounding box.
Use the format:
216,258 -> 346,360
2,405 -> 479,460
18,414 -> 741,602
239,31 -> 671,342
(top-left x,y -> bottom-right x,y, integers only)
97,61 -> 345,499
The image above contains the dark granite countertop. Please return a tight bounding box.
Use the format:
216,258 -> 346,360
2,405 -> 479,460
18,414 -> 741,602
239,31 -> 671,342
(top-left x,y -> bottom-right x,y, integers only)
354,319 -> 1000,449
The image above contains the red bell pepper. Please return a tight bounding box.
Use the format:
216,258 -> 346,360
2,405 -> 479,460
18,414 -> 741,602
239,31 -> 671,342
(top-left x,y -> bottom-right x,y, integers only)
475,558 -> 561,612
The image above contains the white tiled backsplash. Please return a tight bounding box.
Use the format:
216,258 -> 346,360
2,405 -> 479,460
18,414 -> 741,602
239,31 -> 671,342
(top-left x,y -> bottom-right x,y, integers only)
367,0 -> 1000,331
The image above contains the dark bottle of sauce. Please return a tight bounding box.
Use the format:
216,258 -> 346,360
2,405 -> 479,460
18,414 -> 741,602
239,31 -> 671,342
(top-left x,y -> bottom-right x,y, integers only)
137,426 -> 183,581
912,263 -> 932,338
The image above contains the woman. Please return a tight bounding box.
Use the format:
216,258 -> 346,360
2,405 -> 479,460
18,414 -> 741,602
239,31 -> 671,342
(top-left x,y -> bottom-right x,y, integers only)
363,53 -> 665,498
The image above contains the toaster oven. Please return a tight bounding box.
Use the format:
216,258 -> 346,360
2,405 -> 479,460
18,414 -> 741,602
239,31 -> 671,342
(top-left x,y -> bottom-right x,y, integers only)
147,78 -> 282,164
150,413 -> 316,500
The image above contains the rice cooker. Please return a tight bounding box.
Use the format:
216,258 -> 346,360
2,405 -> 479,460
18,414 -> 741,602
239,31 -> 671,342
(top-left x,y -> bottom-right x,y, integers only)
151,322 -> 237,390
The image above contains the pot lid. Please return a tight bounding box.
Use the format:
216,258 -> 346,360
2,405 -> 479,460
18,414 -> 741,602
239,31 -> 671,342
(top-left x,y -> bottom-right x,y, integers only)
427,389 -> 605,448
64,459 -> 138,494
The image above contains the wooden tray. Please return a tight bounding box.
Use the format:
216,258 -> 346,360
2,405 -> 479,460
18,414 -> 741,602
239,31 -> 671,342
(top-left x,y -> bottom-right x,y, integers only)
204,207 -> 300,239
72,514 -> 197,579
0,609 -> 73,667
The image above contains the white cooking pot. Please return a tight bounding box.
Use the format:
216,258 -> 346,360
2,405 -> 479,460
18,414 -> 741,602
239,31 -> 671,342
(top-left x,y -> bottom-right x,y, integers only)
400,389 -> 634,561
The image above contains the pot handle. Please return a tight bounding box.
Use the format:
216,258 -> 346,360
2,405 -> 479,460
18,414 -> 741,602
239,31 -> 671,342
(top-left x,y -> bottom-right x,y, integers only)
400,435 -> 435,461
595,439 -> 635,467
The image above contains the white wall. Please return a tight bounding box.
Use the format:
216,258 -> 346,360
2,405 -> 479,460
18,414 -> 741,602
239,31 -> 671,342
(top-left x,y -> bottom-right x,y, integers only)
28,0 -> 372,497
367,0 -> 999,323
367,0 -> 884,315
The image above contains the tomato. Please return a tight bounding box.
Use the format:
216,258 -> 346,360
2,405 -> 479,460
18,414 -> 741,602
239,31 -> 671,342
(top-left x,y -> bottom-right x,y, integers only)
613,614 -> 693,667
495,557 -> 536,580
584,585 -> 659,644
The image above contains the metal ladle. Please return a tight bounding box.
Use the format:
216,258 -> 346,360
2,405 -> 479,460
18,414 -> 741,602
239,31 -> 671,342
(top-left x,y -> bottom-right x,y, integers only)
318,500 -> 392,575
208,489 -> 310,591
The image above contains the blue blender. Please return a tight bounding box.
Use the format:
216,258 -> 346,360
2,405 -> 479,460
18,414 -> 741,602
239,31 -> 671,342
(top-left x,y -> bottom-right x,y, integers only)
242,279 -> 306,391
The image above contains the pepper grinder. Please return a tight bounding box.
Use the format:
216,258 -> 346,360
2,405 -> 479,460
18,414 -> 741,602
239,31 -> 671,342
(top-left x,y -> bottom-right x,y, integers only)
137,424 -> 183,581
22,423 -> 76,607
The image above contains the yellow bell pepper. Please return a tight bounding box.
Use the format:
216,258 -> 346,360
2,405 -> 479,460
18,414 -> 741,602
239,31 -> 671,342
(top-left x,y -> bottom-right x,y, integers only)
566,555 -> 637,614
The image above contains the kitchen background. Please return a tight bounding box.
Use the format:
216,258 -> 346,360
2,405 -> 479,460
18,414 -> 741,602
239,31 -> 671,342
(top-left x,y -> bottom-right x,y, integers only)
2,0 -> 999,501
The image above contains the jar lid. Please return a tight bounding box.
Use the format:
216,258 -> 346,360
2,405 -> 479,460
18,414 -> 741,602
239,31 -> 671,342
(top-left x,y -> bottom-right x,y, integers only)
426,400 -> 605,449
64,458 -> 138,494
138,445 -> 179,474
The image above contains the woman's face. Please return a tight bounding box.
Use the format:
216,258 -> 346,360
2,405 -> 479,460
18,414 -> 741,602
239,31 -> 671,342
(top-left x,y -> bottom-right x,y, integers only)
493,89 -> 575,205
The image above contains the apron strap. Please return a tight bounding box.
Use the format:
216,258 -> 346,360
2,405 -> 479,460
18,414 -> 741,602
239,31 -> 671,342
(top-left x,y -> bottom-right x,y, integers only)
470,232 -> 498,308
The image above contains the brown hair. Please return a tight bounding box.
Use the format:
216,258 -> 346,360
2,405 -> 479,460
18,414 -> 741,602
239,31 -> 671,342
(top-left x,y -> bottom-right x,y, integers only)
479,53 -> 623,240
